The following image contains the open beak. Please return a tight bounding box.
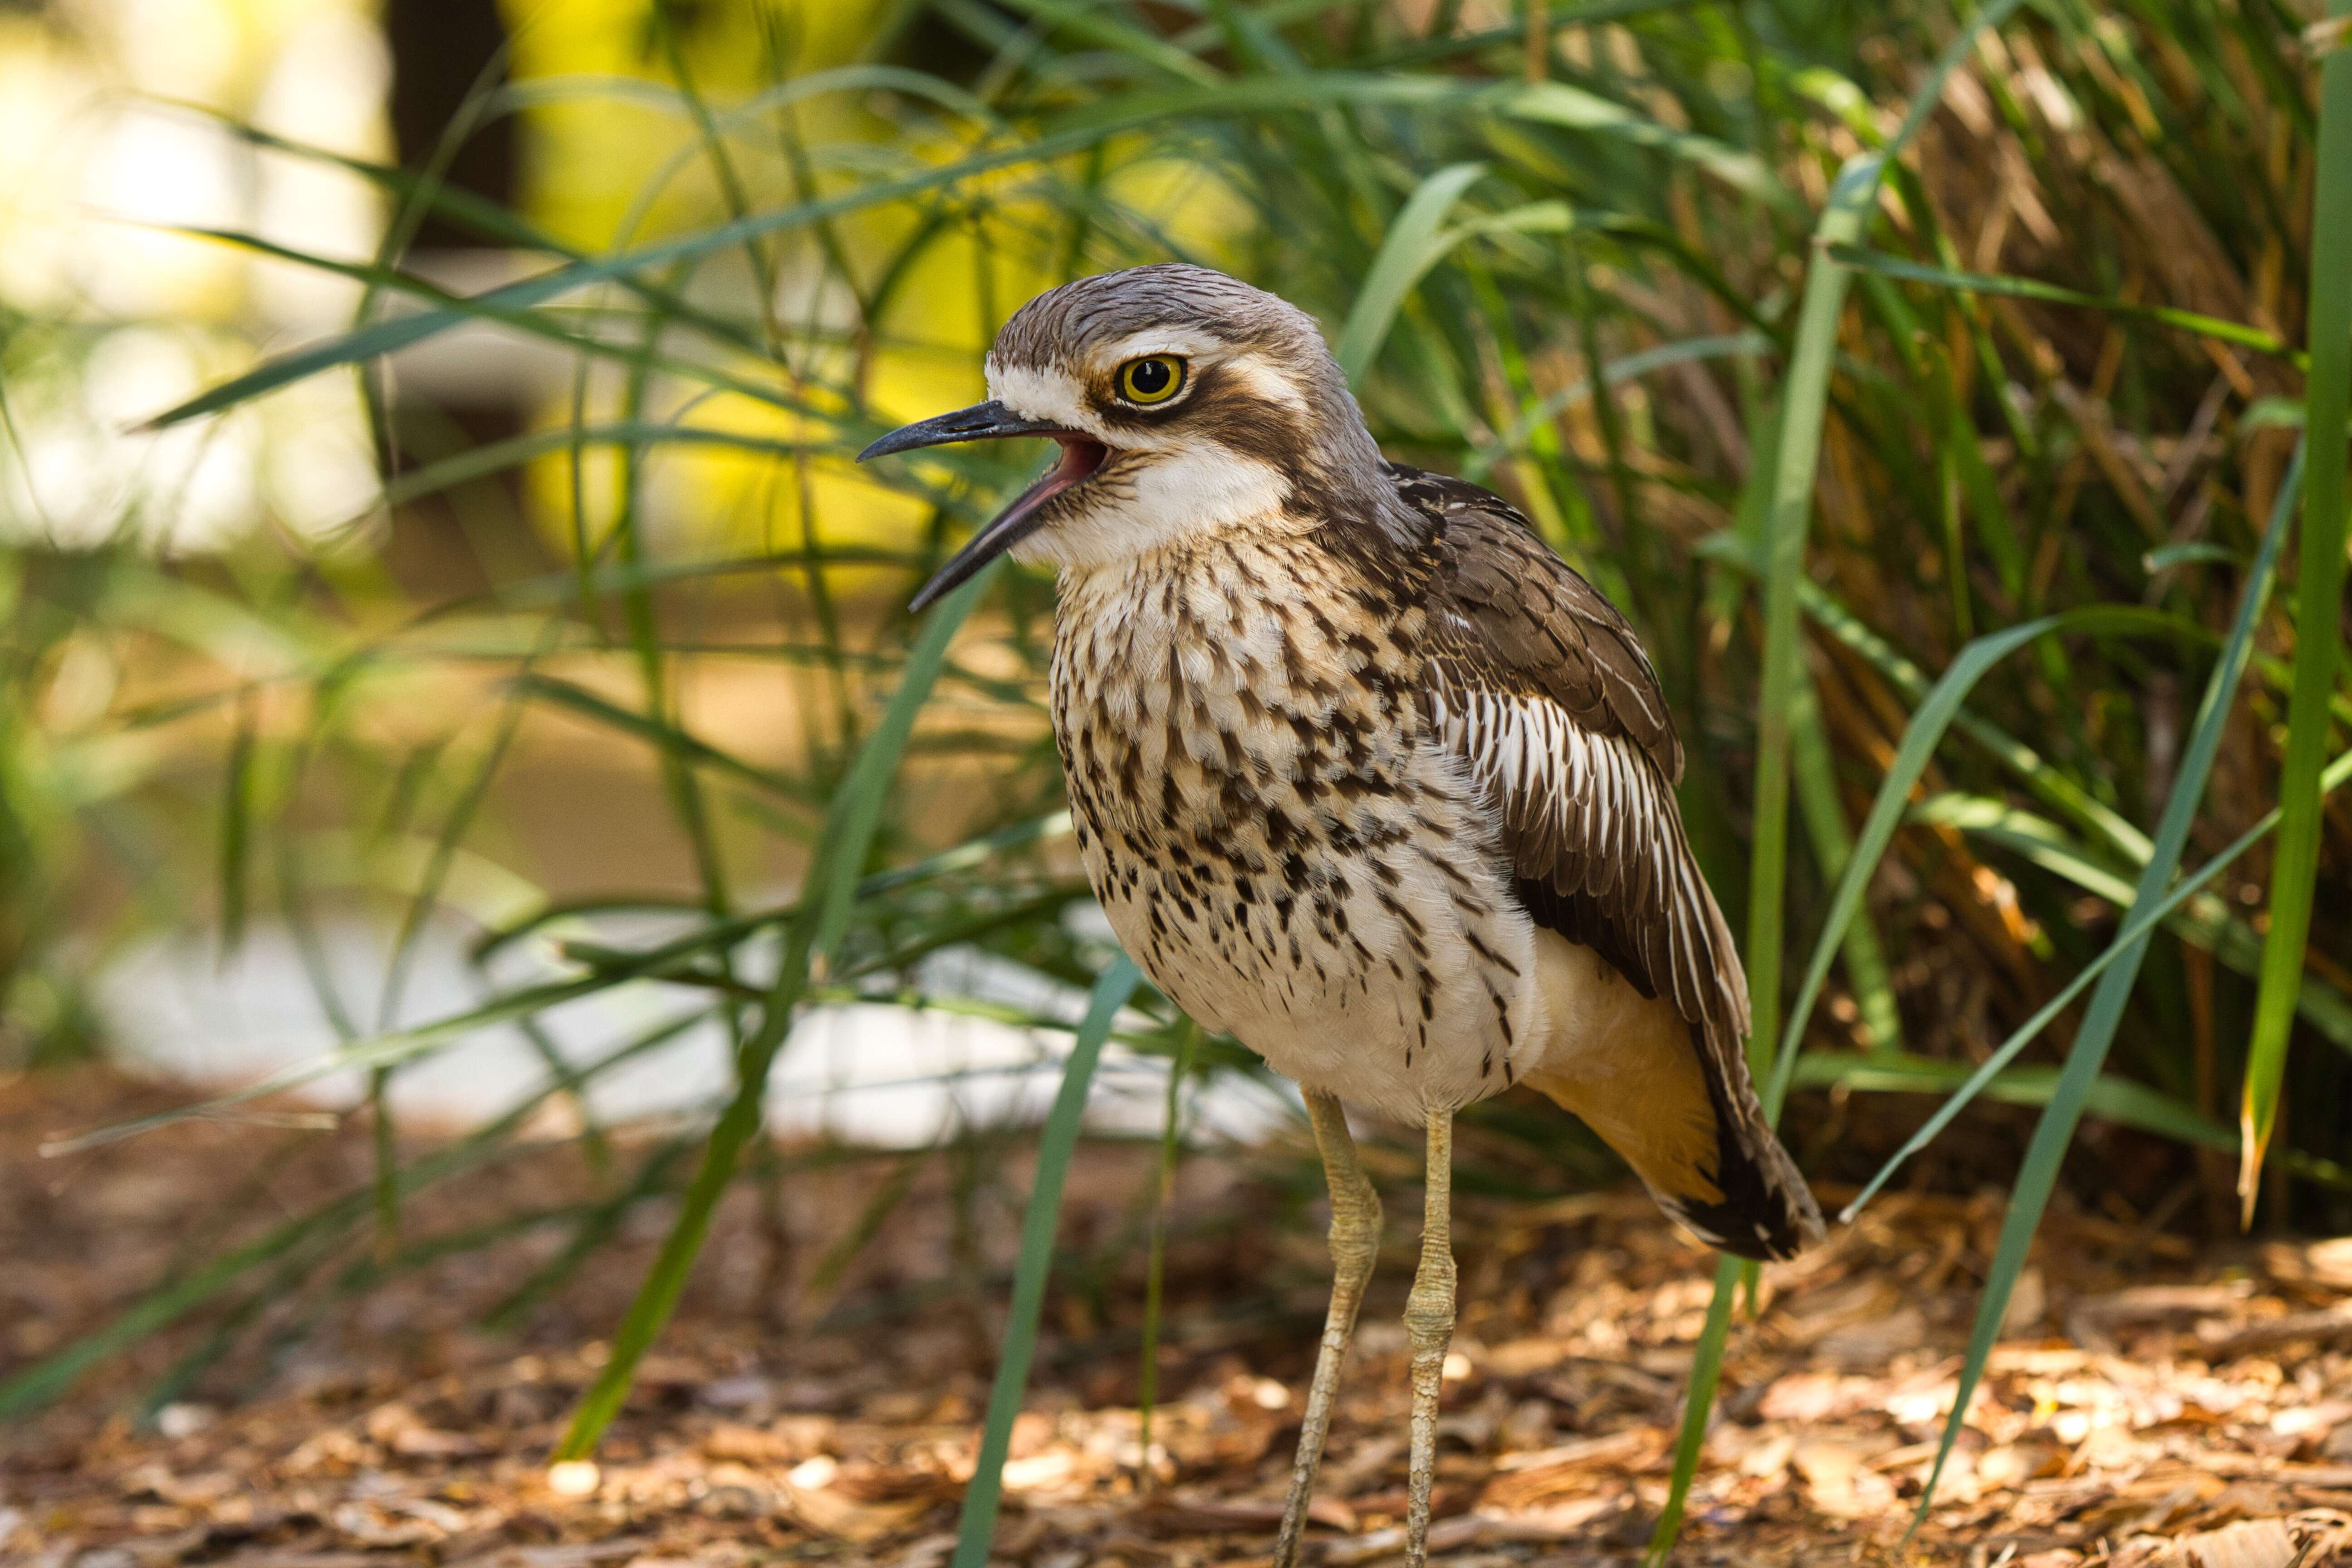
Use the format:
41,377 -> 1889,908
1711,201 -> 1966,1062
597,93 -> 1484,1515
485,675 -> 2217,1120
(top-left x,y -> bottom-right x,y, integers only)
857,400 -> 1108,612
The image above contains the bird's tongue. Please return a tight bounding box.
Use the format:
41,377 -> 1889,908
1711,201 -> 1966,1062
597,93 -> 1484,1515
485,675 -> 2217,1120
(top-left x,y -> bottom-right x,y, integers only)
995,435 -> 1108,532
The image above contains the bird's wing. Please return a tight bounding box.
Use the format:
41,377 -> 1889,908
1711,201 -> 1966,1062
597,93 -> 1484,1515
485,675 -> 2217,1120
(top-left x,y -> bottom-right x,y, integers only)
1388,465 -> 1819,1260
1390,464 -> 1750,1057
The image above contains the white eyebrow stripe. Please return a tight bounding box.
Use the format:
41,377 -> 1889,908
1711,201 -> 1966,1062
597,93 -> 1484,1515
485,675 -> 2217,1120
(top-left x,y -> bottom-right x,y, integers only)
1217,354 -> 1310,413
1094,328 -> 1224,363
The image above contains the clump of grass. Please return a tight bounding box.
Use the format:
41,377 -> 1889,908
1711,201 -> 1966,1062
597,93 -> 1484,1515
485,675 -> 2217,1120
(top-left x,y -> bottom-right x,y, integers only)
4,0 -> 2350,1559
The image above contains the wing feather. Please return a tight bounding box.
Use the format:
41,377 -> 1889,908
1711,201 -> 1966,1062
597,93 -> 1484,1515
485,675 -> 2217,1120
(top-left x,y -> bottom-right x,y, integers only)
1392,465 -> 1749,1063
1394,465 -> 1824,1258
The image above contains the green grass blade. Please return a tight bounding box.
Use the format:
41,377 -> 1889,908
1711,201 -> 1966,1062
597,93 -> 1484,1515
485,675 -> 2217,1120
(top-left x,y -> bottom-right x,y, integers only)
544,957 -> 812,1458
367,1066 -> 400,1259
482,1142 -> 696,1333
216,690 -> 257,953
1840,759 -> 2336,1214
1825,464 -> 2323,1228
0,1187 -> 348,1421
1642,1253 -> 1740,1567
802,1152 -> 923,1308
1909,428 -> 2304,1529
378,425 -> 838,517
1754,235 -> 2114,1099
511,673 -> 818,805
1827,246 -> 2300,363
950,954 -> 1143,1568
1496,80 -> 1789,209
1763,607 -> 2107,1112
1335,161 -> 1489,384
139,132 -> 1110,427
810,573 -> 995,961
1744,169 -> 1865,1066
1136,1019 -> 1197,1486
380,663 -> 540,1030
0,1010 -> 703,1417
36,972 -> 639,1156
1911,794 -> 2140,902
145,71 -> 1778,431
150,222 -> 806,407
994,0 -> 1222,83
1796,1053 -> 2236,1152
1694,531 -> 2206,865
1779,574 -> 2158,862
1789,675 -> 1902,1054
2241,1 -> 2352,1222
1461,331 -> 1773,481
1656,11 -> 2026,1558
1732,0 -> 2022,1043
554,565 -> 997,1462
1916,793 -> 2352,1054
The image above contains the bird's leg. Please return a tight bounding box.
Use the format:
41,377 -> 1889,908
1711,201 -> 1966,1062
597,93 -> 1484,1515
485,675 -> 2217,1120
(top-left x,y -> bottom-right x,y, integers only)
1403,1107 -> 1456,1568
1272,1092 -> 1382,1568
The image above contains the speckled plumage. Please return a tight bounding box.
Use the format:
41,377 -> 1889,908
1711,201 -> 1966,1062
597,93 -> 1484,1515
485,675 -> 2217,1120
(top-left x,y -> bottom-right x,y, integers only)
1052,521 -> 1540,1119
1042,457 -> 1815,1261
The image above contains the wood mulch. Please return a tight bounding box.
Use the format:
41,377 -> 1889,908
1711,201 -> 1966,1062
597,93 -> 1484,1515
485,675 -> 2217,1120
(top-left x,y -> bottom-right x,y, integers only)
4,1068 -> 2352,1567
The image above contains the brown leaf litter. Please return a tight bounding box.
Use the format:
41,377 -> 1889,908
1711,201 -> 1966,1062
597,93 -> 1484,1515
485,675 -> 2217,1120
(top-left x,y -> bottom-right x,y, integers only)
4,1070 -> 2352,1567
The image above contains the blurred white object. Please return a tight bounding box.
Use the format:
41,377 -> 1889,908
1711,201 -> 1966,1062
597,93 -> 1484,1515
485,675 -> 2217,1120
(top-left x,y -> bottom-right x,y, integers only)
92,910 -> 1291,1147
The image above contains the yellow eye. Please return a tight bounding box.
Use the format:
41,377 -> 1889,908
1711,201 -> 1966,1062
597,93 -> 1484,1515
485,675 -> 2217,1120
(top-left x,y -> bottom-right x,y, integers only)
1115,355 -> 1186,405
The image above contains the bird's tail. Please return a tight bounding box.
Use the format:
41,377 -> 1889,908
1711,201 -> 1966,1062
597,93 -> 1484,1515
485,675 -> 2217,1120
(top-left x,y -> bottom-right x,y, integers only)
1522,954 -> 1823,1262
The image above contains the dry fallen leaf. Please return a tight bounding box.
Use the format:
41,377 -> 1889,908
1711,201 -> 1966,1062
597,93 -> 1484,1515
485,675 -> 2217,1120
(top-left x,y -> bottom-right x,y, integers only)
2108,1510 -> 2352,1568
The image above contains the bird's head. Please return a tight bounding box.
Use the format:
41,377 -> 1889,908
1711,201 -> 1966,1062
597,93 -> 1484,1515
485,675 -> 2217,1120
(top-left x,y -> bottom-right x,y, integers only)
859,264 -> 1392,610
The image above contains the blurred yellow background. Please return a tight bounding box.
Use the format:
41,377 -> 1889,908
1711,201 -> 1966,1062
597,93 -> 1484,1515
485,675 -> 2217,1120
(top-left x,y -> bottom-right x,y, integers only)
0,0 -> 1244,568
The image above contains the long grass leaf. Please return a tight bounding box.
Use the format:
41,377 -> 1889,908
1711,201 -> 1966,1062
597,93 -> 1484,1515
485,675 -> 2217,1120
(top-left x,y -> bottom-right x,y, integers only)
1909,427 -> 2304,1525
1916,794 -> 2352,1053
554,565 -> 997,1461
1841,737 -> 2347,1211
1740,80 -> 2035,1059
1653,10 -> 2024,1557
2241,2 -> 2352,1220
1641,1254 -> 1740,1567
1336,162 -> 1490,383
146,72 -> 1785,430
1136,1019 -> 1197,1487
1461,331 -> 1772,480
1759,605 -> 2162,1114
810,573 -> 993,962
950,955 -> 1143,1568
1497,81 -> 1788,208
48,800 -> 1075,1161
993,0 -> 1221,83
216,690 -> 257,954
1706,551 -> 2158,863
1789,676 -> 1902,1054
1743,148 -> 1886,1070
1828,245 -> 2300,363
511,674 -> 818,804
1797,1054 -> 2233,1152
0,1011 -> 705,1416
485,1138 -> 698,1333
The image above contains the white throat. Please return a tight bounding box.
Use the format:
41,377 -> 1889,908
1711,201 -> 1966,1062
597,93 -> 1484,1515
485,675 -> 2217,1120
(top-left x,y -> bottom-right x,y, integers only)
1008,446 -> 1297,576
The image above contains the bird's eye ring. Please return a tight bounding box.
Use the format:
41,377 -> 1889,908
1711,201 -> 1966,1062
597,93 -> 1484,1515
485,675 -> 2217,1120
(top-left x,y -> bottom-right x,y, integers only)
1115,355 -> 1187,406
